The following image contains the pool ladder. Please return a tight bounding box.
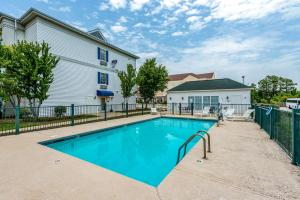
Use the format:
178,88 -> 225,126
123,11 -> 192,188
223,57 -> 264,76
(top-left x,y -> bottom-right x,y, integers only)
176,130 -> 211,165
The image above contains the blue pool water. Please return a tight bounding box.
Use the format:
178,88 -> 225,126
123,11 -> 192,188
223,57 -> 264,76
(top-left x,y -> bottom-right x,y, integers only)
44,117 -> 215,186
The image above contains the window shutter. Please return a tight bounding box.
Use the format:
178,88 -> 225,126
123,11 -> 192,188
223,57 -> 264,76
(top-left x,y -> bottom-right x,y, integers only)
97,47 -> 100,60
106,74 -> 109,85
98,72 -> 101,84
106,50 -> 109,62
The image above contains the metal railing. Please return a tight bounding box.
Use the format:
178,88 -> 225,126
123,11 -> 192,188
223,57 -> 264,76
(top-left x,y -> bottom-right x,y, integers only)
0,103 -> 148,136
176,130 -> 211,165
1,103 -> 250,137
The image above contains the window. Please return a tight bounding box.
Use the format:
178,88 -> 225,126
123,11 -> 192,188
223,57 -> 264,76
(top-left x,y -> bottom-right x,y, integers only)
98,72 -> 109,85
211,96 -> 219,106
100,49 -> 106,61
203,96 -> 211,107
194,96 -> 202,110
97,47 -> 108,62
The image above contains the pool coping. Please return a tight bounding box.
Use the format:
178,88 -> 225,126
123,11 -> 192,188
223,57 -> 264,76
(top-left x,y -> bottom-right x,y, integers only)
39,115 -> 217,145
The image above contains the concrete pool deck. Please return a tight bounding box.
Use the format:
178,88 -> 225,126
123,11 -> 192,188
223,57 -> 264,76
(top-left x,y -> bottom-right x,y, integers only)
0,115 -> 300,200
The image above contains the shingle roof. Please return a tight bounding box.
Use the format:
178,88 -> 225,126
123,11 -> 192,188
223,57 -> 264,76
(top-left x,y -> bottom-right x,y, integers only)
168,78 -> 251,92
1,8 -> 139,59
168,72 -> 214,81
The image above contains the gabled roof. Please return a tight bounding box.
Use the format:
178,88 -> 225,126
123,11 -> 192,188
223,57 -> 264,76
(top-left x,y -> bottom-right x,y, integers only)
169,72 -> 214,81
88,28 -> 107,42
0,8 -> 139,59
168,78 -> 251,92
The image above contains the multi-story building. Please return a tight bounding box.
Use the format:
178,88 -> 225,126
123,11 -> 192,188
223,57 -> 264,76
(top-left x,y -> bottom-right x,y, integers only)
0,8 -> 139,106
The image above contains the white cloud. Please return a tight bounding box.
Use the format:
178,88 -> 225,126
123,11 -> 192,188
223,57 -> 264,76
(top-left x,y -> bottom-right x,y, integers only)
186,16 -> 205,30
99,3 -> 109,11
109,0 -> 127,9
137,51 -> 159,58
196,0 -> 300,22
186,9 -> 201,15
118,16 -> 128,23
183,36 -> 268,56
134,22 -> 151,28
130,0 -> 151,11
58,6 -> 71,12
172,31 -> 188,36
50,6 -> 72,12
161,0 -> 182,9
111,25 -> 128,32
36,0 -> 49,3
150,30 -> 167,35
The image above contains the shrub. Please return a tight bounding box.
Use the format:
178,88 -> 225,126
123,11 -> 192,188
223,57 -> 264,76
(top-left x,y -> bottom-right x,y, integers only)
20,108 -> 31,119
54,106 -> 67,117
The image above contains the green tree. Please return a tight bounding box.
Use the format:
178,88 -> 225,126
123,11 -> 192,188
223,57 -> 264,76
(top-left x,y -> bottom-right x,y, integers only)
0,41 -> 59,116
255,75 -> 298,104
136,58 -> 168,107
118,64 -> 136,103
0,45 -> 24,107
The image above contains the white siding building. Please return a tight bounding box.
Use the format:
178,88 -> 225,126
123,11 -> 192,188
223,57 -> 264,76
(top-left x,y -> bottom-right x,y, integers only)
0,8 -> 139,106
167,78 -> 252,106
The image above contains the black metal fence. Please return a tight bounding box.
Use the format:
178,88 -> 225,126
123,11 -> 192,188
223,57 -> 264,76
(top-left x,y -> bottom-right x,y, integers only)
0,103 -> 152,136
254,105 -> 300,166
1,103 -> 252,136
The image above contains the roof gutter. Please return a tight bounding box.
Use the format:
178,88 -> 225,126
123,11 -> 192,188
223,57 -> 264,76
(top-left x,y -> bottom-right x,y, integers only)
15,8 -> 140,59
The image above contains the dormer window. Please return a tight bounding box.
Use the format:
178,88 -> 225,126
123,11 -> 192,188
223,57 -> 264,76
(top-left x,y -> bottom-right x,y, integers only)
88,28 -> 107,42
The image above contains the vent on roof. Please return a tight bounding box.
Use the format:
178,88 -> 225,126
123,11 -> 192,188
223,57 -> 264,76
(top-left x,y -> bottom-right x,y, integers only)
88,29 -> 107,42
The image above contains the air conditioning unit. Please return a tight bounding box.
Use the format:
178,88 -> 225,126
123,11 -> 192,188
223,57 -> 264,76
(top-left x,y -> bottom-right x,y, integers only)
100,60 -> 107,66
100,85 -> 108,89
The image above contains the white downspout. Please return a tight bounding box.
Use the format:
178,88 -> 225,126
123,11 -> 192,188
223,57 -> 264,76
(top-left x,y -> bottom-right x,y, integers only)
14,19 -> 17,43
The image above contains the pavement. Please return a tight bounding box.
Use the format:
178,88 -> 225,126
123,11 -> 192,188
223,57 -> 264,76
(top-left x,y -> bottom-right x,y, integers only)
0,115 -> 299,200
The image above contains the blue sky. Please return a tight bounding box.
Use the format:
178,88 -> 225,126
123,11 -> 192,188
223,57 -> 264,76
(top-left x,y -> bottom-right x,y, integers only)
1,0 -> 300,86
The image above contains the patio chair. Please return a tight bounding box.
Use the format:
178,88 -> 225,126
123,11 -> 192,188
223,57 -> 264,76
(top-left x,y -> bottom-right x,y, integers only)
151,107 -> 158,115
195,106 -> 210,117
223,108 -> 235,118
227,109 -> 254,121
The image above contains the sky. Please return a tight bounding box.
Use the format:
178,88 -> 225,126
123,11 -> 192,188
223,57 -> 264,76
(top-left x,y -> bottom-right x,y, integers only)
0,0 -> 300,86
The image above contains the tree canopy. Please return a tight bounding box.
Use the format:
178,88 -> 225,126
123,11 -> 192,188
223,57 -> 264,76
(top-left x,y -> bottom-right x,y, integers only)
252,75 -> 298,105
0,41 -> 59,116
136,58 -> 168,105
118,64 -> 136,103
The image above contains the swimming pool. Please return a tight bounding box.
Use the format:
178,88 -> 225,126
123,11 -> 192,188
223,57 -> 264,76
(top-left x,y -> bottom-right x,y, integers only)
43,117 -> 215,186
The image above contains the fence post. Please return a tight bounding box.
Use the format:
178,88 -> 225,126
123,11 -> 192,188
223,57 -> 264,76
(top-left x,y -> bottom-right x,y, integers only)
259,107 -> 262,129
270,108 -> 274,139
191,103 -> 194,116
104,103 -> 107,120
179,103 -> 182,115
141,103 -> 144,115
172,103 -> 174,115
71,104 -> 75,126
126,103 -> 128,117
292,109 -> 300,165
15,105 -> 20,135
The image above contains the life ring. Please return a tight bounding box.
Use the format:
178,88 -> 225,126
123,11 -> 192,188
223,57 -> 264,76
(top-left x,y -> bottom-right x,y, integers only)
266,107 -> 272,115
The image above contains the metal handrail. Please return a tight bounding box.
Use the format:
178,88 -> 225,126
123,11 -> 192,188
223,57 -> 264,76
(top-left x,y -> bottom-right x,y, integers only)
176,131 -> 208,165
197,130 -> 211,153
